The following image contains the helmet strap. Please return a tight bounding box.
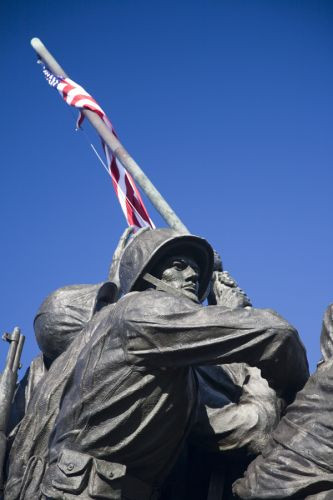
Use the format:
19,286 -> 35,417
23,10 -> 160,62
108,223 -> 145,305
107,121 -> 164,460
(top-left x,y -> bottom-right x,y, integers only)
142,272 -> 199,303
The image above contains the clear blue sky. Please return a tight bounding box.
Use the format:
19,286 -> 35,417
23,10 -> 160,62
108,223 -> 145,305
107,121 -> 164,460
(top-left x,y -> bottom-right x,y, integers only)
1,0 -> 332,374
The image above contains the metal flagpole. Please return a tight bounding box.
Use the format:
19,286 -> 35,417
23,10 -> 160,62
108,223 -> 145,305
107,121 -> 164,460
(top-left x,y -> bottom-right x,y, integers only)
30,38 -> 189,234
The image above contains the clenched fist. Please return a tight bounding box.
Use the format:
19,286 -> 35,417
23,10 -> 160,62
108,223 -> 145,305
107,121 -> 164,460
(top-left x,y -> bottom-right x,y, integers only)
209,271 -> 252,308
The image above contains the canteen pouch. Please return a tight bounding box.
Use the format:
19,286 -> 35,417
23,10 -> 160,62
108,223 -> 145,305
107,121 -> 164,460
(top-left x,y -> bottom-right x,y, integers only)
88,458 -> 126,499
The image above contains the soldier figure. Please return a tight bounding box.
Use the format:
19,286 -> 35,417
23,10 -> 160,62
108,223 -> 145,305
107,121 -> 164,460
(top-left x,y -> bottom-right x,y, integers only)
234,303 -> 333,500
22,228 -> 306,500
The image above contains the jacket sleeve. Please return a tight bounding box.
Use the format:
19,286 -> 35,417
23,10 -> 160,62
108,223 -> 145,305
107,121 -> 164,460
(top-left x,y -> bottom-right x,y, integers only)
122,291 -> 309,400
192,364 -> 282,455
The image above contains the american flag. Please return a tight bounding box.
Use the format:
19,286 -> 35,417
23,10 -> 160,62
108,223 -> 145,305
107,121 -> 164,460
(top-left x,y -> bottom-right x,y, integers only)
41,65 -> 155,230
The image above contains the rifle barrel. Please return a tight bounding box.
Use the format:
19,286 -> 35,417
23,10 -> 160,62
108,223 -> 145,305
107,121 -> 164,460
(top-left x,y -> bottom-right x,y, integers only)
4,328 -> 20,372
0,327 -> 25,493
13,335 -> 25,374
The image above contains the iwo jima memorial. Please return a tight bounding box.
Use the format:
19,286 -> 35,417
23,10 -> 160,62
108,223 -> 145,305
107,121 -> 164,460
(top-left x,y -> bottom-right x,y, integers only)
0,39 -> 332,500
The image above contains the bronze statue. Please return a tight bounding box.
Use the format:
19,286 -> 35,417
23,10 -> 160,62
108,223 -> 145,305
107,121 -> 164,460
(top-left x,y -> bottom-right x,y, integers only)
8,228 -> 306,500
18,37 -> 318,500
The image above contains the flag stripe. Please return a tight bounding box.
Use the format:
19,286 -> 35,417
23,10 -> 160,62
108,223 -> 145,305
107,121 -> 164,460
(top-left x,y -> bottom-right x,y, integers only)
40,63 -> 154,230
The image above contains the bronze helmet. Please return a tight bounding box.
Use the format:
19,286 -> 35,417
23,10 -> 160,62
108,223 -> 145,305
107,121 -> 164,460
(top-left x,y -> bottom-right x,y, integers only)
119,228 -> 214,302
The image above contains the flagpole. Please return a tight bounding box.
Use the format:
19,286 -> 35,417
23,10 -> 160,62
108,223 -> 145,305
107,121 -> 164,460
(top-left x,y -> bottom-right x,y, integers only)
30,38 -> 189,234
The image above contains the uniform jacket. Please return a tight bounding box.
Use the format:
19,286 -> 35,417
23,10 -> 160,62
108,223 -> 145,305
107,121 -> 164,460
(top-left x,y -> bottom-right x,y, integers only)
37,289 -> 308,499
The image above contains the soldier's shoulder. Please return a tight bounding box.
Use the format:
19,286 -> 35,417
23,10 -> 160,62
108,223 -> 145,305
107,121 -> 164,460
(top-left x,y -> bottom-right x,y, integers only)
118,289 -> 198,312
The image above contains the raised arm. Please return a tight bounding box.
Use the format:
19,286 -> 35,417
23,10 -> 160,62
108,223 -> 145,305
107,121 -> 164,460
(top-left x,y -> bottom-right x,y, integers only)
123,291 -> 309,401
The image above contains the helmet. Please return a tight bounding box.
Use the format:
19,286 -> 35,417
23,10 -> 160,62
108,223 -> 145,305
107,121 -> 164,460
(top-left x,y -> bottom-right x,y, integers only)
119,228 -> 214,302
34,282 -> 117,361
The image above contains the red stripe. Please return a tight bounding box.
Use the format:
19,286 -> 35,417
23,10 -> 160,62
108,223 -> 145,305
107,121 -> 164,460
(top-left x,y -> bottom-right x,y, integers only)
110,155 -> 120,193
126,173 -> 152,223
54,74 -> 153,228
70,93 -> 100,108
61,82 -> 76,98
107,148 -> 149,227
124,174 -> 151,225
81,103 -> 105,120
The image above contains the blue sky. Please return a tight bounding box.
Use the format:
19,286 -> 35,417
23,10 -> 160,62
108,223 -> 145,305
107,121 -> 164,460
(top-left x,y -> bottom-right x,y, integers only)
1,0 -> 332,374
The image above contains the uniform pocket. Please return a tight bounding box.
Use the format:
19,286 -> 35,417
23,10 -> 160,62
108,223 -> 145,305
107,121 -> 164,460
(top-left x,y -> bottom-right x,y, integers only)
88,458 -> 126,499
50,449 -> 92,494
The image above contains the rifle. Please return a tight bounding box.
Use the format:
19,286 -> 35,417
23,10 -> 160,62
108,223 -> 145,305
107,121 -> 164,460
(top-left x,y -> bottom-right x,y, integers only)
0,327 -> 25,493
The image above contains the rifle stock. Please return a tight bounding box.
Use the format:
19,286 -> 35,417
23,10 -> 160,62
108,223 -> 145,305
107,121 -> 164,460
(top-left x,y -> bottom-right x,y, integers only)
0,327 -> 25,493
